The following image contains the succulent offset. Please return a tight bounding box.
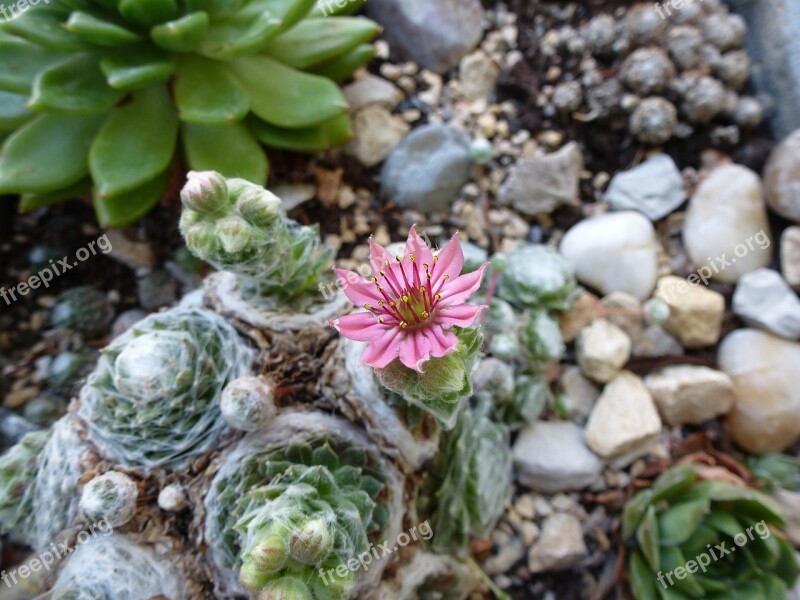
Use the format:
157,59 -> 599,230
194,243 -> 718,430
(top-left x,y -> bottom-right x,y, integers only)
0,0 -> 378,226
624,464 -> 800,599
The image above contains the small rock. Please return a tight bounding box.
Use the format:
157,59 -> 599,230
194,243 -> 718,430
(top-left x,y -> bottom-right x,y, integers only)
654,275 -> 725,348
513,421 -> 604,493
601,292 -> 643,341
556,366 -> 600,421
136,269 -> 177,310
459,50 -> 500,101
103,229 -> 158,270
514,495 -> 536,520
782,227 -> 800,289
719,329 -> 800,453
733,268 -> 800,338
560,211 -> 660,300
270,183 -> 316,212
343,75 -> 403,112
365,0 -> 485,73
528,513 -> 587,573
111,309 -> 147,339
644,365 -> 735,425
380,124 -> 472,212
585,371 -> 662,459
346,105 -> 410,167
51,286 -> 113,337
632,325 -> 684,357
576,319 -> 632,383
484,536 -> 526,575
23,392 -> 66,427
559,291 -> 601,344
0,409 -> 39,447
498,142 -> 583,216
630,97 -> 678,145
764,129 -> 800,223
604,154 -> 685,221
683,164 -> 772,283
552,81 -> 583,113
158,483 -> 188,512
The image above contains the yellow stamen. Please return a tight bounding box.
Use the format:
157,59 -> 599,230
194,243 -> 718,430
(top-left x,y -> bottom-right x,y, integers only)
434,294 -> 441,300
396,255 -> 402,261
409,253 -> 415,262
378,317 -> 384,323
378,300 -> 384,307
443,274 -> 449,280
370,277 -> 377,283
400,322 -> 408,329
422,311 -> 429,318
433,256 -> 438,262
364,303 -> 371,309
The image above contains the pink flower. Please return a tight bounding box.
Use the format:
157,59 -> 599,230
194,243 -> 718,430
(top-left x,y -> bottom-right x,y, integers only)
329,226 -> 487,372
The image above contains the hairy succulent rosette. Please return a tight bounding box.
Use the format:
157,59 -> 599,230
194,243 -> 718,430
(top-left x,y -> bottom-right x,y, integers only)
205,411 -> 403,599
180,171 -> 333,303
496,243 -> 577,310
0,430 -> 48,536
48,534 -> 186,600
0,0 -> 378,226
418,397 -> 512,554
77,306 -> 254,469
624,464 -> 800,599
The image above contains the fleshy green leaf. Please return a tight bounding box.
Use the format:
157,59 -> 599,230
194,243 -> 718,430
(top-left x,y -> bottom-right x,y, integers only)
651,465 -> 699,503
174,55 -> 249,124
182,122 -> 268,184
90,85 -> 177,198
657,497 -> 711,546
29,53 -> 123,114
659,547 -> 705,597
0,113 -> 104,193
150,11 -> 209,52
196,0 -> 316,57
118,0 -> 179,28
623,489 -> 653,538
20,177 -> 92,211
64,11 -> 141,46
0,32 -> 64,93
629,550 -> 659,600
0,5 -> 87,51
249,113 -> 352,152
184,0 -> 244,19
262,17 -> 378,69
229,55 -> 346,128
637,505 -> 661,571
93,170 -> 169,227
100,47 -> 175,90
0,91 -> 32,130
306,43 -> 375,82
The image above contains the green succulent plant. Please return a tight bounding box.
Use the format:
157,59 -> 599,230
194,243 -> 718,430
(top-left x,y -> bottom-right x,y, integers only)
207,432 -> 393,598
77,305 -> 254,468
179,170 -> 331,301
418,396 -> 512,554
623,464 -> 800,600
0,430 -> 48,535
746,453 -> 800,493
496,244 -> 577,311
0,0 -> 378,226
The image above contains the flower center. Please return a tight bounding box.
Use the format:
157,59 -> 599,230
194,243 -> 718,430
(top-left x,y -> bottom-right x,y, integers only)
364,254 -> 448,330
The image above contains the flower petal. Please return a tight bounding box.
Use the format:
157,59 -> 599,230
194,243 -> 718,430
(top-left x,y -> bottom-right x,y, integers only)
369,237 -> 394,274
361,328 -> 403,369
424,326 -> 459,358
436,303 -> 488,329
330,311 -> 389,342
399,330 -> 432,372
405,225 -> 434,268
431,233 -> 464,286
438,263 -> 487,305
334,268 -> 383,307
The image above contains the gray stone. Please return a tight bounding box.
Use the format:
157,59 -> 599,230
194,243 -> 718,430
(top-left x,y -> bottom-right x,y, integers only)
732,268 -> 800,339
499,142 -> 583,216
365,0 -> 485,73
343,75 -> 403,113
528,513 -> 587,573
513,421 -> 604,493
644,365 -> 735,426
604,154 -> 685,221
576,319 -> 632,383
726,0 -> 800,138
764,129 -> 800,223
380,125 -> 472,212
346,105 -> 410,167
556,366 -> 599,421
459,50 -> 500,101
136,269 -> 177,310
782,226 -> 800,289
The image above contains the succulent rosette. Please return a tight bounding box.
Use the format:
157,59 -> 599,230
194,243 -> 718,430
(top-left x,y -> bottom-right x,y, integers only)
77,305 -> 254,468
330,227 -> 487,428
0,0 -> 377,226
624,464 -> 800,599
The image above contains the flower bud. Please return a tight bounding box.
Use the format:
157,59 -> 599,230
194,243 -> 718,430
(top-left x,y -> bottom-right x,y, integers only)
259,577 -> 312,600
470,137 -> 493,165
239,559 -> 272,592
236,189 -> 282,228
290,518 -> 333,565
185,222 -> 216,260
216,216 -> 254,255
79,471 -> 138,527
490,332 -> 520,360
220,376 -> 277,431
248,533 -> 288,574
310,568 -> 355,600
418,353 -> 467,396
180,171 -> 229,215
643,297 -> 670,325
